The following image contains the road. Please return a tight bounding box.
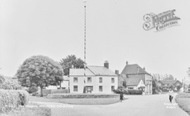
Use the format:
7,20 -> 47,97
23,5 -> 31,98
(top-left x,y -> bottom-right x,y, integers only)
44,94 -> 189,116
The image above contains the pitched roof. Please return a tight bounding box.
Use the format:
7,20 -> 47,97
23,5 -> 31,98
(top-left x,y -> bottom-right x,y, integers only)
126,75 -> 145,86
88,66 -> 116,76
121,64 -> 149,75
159,80 -> 182,86
69,66 -> 116,76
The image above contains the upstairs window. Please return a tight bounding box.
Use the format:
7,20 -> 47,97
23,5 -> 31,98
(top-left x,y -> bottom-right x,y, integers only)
73,77 -> 78,83
99,77 -> 102,83
111,78 -> 115,83
87,77 -> 92,83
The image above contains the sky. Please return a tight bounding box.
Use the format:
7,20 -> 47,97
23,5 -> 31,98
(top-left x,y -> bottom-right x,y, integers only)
0,0 -> 190,81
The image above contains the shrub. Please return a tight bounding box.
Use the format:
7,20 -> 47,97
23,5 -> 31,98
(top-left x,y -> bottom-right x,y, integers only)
112,89 -> 129,94
113,89 -> 142,95
42,89 -> 69,96
128,89 -> 143,95
0,78 -> 22,90
0,90 -> 29,113
28,86 -> 38,94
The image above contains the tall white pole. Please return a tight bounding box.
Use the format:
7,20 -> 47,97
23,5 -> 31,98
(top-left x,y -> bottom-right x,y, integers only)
83,0 -> 87,93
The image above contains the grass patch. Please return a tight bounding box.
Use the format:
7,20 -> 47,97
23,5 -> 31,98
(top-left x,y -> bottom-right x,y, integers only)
175,92 -> 190,115
0,102 -> 51,116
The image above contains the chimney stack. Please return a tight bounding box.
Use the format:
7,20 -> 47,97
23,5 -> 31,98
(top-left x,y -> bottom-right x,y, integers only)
115,70 -> 119,75
104,61 -> 109,69
126,61 -> 128,65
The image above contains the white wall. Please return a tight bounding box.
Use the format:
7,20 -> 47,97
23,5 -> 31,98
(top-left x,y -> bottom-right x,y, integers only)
61,81 -> 69,89
69,76 -> 118,94
145,74 -> 153,94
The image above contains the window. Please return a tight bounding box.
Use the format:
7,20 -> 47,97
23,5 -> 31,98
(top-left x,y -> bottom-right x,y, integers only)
99,86 -> 103,92
111,78 -> 115,83
99,77 -> 102,83
73,86 -> 78,92
111,86 -> 115,91
87,77 -> 92,83
73,77 -> 78,83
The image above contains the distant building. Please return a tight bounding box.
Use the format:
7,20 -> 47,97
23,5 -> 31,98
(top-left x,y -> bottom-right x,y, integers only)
157,78 -> 182,91
120,61 -> 152,94
46,76 -> 69,90
69,61 -> 118,94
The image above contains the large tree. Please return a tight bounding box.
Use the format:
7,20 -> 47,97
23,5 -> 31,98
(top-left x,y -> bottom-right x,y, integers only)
60,55 -> 85,75
16,55 -> 63,97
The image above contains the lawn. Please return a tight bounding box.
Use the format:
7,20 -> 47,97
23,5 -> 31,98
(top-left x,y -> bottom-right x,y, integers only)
175,92 -> 190,115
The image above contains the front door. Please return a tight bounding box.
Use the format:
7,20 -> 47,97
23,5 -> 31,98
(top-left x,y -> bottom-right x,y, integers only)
86,86 -> 93,93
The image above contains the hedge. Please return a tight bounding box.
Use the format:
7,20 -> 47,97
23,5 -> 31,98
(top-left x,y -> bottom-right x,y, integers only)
113,89 -> 143,95
0,90 -> 29,113
43,89 -> 69,96
47,93 -> 119,99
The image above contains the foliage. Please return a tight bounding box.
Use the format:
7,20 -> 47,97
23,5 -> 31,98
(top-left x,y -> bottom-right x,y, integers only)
2,102 -> 51,116
60,55 -> 85,75
0,75 -> 5,84
16,55 -> 64,97
0,79 -> 22,90
113,88 -> 143,95
0,75 -> 22,90
28,86 -> 38,94
0,90 -> 29,113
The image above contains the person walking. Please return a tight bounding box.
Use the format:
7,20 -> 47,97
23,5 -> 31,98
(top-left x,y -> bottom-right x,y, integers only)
120,92 -> 124,102
169,89 -> 174,103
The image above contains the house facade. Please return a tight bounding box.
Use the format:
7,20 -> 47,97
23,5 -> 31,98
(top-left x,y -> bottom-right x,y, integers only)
69,62 -> 118,94
120,61 -> 152,94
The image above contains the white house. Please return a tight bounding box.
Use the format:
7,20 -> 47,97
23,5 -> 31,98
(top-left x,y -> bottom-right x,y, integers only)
69,61 -> 118,94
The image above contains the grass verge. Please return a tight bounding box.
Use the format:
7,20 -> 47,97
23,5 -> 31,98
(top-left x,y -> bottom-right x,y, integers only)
175,92 -> 190,115
0,102 -> 51,116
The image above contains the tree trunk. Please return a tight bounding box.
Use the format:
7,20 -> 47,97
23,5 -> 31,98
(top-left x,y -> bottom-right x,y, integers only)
59,81 -> 62,89
40,86 -> 43,97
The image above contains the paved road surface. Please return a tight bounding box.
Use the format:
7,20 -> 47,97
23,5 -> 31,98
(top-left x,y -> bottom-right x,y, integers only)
33,94 -> 189,116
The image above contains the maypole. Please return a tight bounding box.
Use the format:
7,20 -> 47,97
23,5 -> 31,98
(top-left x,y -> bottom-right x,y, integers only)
83,0 -> 87,93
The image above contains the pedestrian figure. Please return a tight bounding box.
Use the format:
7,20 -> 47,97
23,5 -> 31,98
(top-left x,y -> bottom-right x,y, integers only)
120,92 -> 124,102
169,89 -> 174,103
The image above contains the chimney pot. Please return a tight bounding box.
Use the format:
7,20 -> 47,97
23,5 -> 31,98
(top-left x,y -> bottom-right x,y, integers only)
104,61 -> 109,69
115,70 -> 119,75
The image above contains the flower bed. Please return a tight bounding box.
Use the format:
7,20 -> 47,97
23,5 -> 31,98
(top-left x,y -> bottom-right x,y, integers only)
47,93 -> 119,99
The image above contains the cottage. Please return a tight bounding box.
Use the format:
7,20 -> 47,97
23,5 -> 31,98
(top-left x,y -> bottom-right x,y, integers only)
69,61 -> 118,94
120,61 -> 152,94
